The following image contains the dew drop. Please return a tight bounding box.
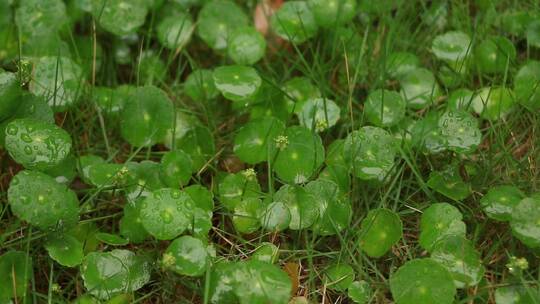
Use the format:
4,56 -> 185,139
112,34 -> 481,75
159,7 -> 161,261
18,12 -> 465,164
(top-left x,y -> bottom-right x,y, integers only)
6,125 -> 18,135
24,146 -> 33,155
160,210 -> 173,223
21,133 -> 32,143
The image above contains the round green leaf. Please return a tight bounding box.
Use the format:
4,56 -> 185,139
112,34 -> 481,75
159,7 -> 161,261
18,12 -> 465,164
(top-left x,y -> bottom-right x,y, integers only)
514,60 -> 540,111
184,69 -> 219,101
438,110 -> 481,153
227,27 -> 266,65
271,1 -> 318,44
364,89 -> 406,127
137,51 -> 167,85
120,85 -> 174,147
260,201 -> 291,231
95,233 -> 129,246
157,13 -> 193,50
308,0 -> 356,28
344,126 -> 397,181
510,195 -> 540,248
5,119 -> 72,170
390,258 -> 456,304
272,126 -> 325,184
419,203 -> 466,251
233,198 -> 263,234
0,71 -> 21,121
234,260 -> 292,304
251,242 -> 279,264
495,285 -> 540,304
399,68 -> 440,109
358,208 -> 402,258
45,234 -> 84,267
324,263 -> 355,291
196,0 -> 248,50
273,185 -> 318,230
213,65 -> 262,102
140,188 -> 195,240
163,235 -> 211,276
431,31 -> 471,62
472,87 -> 515,120
474,36 -> 516,74
218,171 -> 261,210
282,77 -> 321,114
8,170 -> 79,230
410,111 -> 446,154
85,163 -> 126,188
15,0 -> 67,38
233,117 -> 285,164
480,185 -> 524,221
43,154 -> 77,184
348,280 -> 372,304
160,150 -> 193,187
426,167 -> 471,201
91,0 -> 148,36
119,199 -> 150,244
386,52 -> 420,78
81,250 -> 151,300
298,98 -> 340,132
174,124 -> 215,171
0,251 -> 32,300
305,179 -> 351,236
447,88 -> 474,111
430,235 -> 485,288
125,161 -> 166,201
29,56 -> 84,112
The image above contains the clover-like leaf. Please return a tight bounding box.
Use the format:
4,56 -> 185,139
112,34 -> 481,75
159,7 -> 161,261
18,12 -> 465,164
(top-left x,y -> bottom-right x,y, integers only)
233,198 -> 263,234
305,179 -> 351,236
184,69 -> 219,102
0,71 -> 22,121
419,203 -> 466,251
510,195 -> 540,248
120,85 -> 174,147
227,27 -> 266,65
163,236 -> 212,277
358,208 -> 402,258
29,56 -> 84,112
472,87 -> 515,120
430,235 -> 485,288
160,150 -> 193,188
348,280 -> 372,304
272,126 -> 325,184
251,242 -> 279,264
298,98 -> 340,132
213,65 -> 262,102
438,110 -> 481,153
273,184 -> 319,230
432,31 -> 472,62
308,0 -> 357,28
324,263 -> 355,291
399,68 -> 440,109
234,117 -> 285,164
81,250 -> 151,300
282,77 -> 321,114
196,0 -> 248,50
271,1 -> 318,44
260,201 -> 291,231
480,185 -> 524,221
344,126 -> 397,181
390,258 -> 456,304
157,13 -> 193,50
8,170 -> 79,230
364,89 -> 406,127
218,171 -> 261,210
95,233 -> 129,246
474,36 -> 517,74
5,119 -> 72,170
45,234 -> 84,267
91,0 -> 148,36
0,251 -> 32,300
514,60 -> 540,111
140,188 -> 196,240
427,167 -> 471,201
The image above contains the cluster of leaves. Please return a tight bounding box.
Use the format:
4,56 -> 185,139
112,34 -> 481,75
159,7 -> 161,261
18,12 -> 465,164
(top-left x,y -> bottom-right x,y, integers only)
0,0 -> 539,303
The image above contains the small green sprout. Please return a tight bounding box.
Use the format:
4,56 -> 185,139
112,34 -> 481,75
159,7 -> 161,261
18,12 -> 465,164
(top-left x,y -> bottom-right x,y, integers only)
81,250 -> 151,300
506,256 -> 529,275
163,236 -> 212,277
419,203 -> 466,251
390,258 -> 456,304
271,1 -> 318,44
358,208 -> 402,258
